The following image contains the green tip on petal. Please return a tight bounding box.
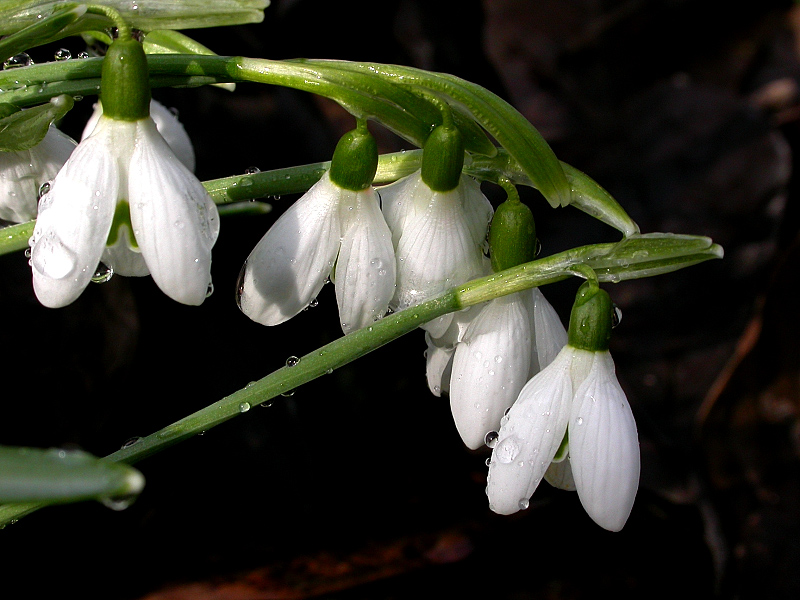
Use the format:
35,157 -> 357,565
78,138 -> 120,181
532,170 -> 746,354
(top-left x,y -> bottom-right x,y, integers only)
100,37 -> 151,122
328,122 -> 378,191
489,187 -> 536,272
421,124 -> 465,192
567,281 -> 614,352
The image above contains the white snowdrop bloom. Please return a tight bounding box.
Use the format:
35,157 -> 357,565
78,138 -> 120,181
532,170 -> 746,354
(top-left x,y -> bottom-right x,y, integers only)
82,99 -> 196,171
237,171 -> 396,334
380,172 -> 493,313
428,287 -> 566,450
30,114 -> 219,307
487,345 -> 639,531
0,125 -> 76,223
487,282 -> 639,531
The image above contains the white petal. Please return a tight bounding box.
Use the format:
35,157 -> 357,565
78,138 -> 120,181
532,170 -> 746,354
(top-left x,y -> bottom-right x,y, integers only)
334,187 -> 396,333
0,126 -> 76,223
102,226 -> 150,277
531,288 -> 567,370
148,100 -> 196,171
83,100 -> 195,171
128,119 -> 219,305
381,172 -> 492,310
568,351 -> 640,531
487,347 -> 575,514
30,130 -> 119,307
238,172 -> 341,324
544,456 -> 576,491
449,293 -> 533,449
425,332 -> 454,397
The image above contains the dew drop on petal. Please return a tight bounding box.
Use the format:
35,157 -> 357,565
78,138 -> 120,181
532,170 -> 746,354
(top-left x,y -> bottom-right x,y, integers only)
518,498 -> 530,510
484,431 -> 499,448
91,262 -> 113,284
38,181 -> 51,199
576,417 -> 584,425
494,436 -> 520,464
206,282 -> 214,298
30,234 -> 76,279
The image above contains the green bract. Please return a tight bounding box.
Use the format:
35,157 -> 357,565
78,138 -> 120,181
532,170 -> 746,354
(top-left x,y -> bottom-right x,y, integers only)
567,281 -> 614,352
328,123 -> 378,191
489,191 -> 537,272
100,37 -> 150,121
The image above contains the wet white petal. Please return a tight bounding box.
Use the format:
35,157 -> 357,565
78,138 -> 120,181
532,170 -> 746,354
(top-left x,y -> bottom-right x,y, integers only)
102,226 -> 149,277
30,131 -> 119,307
487,347 -> 575,514
449,292 -> 533,449
334,187 -> 396,334
239,172 -> 341,324
425,332 -> 454,397
531,287 -> 567,371
381,172 -> 492,310
544,456 -> 576,491
128,119 -> 219,305
568,351 -> 640,531
0,126 -> 76,222
83,100 -> 195,170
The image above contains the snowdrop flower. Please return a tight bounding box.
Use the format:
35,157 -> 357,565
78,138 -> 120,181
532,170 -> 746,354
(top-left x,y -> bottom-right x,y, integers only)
237,123 -> 396,334
487,281 -> 640,531
380,123 -> 493,341
29,36 -> 219,308
0,125 -> 76,223
82,99 -> 196,171
442,288 -> 567,449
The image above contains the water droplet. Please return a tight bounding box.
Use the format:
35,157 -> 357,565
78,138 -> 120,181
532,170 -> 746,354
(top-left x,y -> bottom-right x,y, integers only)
484,431 -> 499,448
205,282 -> 214,298
494,355 -> 503,363
30,234 -> 76,279
485,457 -> 492,466
285,356 -> 300,367
239,402 -> 251,413
260,399 -> 274,408
534,238 -> 542,257
100,494 -> 136,511
518,498 -> 530,510
576,417 -> 584,426
38,181 -> 51,199
77,51 -> 89,59
280,389 -> 295,397
53,48 -> 71,61
612,304 -> 622,328
244,166 -> 261,174
121,436 -> 142,449
91,262 -> 113,283
23,247 -> 31,258
3,53 -> 33,69
494,436 -> 520,464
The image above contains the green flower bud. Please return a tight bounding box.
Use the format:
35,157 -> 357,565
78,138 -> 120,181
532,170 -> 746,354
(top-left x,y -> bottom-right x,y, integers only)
567,281 -> 614,352
421,124 -> 465,192
100,37 -> 151,122
328,123 -> 378,191
489,192 -> 536,272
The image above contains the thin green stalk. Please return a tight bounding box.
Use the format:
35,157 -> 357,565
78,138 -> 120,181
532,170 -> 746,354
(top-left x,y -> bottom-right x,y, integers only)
0,232 -> 722,526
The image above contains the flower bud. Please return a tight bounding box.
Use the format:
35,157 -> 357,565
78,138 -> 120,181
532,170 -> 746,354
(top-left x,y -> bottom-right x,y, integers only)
328,123 -> 378,191
567,281 -> 613,352
420,124 -> 465,192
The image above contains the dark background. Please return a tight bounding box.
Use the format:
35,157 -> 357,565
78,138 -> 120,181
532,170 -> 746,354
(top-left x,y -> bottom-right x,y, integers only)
2,0 -> 800,598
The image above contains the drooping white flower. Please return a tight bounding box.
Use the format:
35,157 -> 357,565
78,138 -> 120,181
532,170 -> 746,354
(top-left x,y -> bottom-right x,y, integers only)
487,344 -> 640,531
380,171 -> 493,317
429,287 -> 567,450
0,125 -> 76,223
237,171 -> 396,334
30,114 -> 219,307
82,99 -> 196,171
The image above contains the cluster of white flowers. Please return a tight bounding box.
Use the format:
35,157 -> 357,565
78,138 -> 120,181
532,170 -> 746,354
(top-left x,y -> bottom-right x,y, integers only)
0,37 -> 639,531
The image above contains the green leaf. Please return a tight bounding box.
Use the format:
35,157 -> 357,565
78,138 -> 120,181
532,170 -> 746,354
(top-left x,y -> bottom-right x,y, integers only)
0,93 -> 74,151
0,1 -> 270,35
0,445 -> 144,504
